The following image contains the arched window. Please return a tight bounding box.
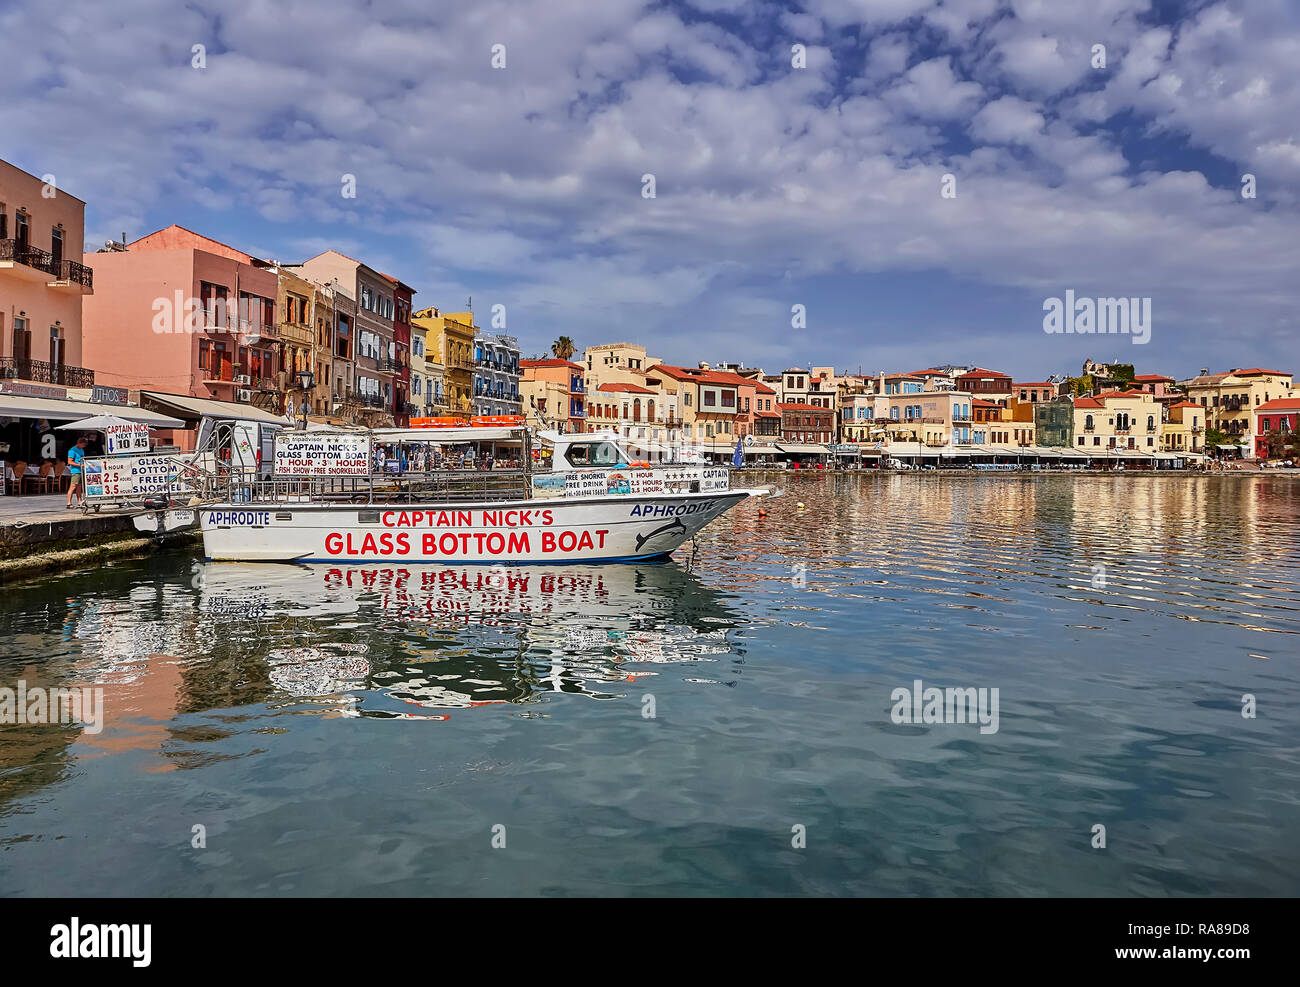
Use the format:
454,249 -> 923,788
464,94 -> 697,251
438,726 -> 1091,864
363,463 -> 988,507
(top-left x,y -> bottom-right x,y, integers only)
1085,414 -> 1094,430
1147,415 -> 1155,431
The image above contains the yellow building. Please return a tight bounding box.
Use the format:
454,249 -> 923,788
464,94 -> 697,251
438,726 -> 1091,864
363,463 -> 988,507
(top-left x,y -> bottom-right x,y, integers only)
412,307 -> 473,419
1180,368 -> 1293,445
1161,399 -> 1204,455
1073,389 -> 1163,453
992,399 -> 1037,446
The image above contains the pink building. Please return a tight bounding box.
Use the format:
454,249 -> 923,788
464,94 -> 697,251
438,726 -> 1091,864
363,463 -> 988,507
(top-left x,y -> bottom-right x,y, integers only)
82,225 -> 282,427
1,157 -> 94,383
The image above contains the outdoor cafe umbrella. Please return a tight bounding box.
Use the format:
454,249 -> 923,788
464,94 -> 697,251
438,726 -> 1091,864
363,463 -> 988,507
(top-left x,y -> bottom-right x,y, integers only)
55,414 -> 155,432
55,413 -> 180,455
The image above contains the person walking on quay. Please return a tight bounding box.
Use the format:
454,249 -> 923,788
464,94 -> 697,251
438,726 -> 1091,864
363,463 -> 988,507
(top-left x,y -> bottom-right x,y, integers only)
66,436 -> 88,509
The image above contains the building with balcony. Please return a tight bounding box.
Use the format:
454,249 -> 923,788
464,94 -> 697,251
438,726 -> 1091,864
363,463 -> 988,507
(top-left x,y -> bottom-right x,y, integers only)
521,376 -> 570,433
473,331 -> 521,417
839,392 -> 883,443
1251,397 -> 1300,461
328,285 -> 357,419
804,367 -> 840,413
520,358 -> 585,432
381,274 -> 415,425
907,368 -> 957,390
585,382 -> 657,438
878,372 -> 926,396
1163,400 -> 1204,456
777,402 -> 834,444
1073,390 -> 1163,454
257,262 -> 320,418
81,225 -> 281,414
648,364 -> 739,449
290,251 -> 397,426
877,391 -> 973,446
1180,368 -> 1294,449
956,367 -> 1013,405
1,157 -> 94,389
409,318 -> 444,419
411,307 -> 474,420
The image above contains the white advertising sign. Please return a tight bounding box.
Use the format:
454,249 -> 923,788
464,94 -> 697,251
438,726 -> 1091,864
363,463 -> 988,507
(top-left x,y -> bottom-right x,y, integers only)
104,422 -> 151,455
84,455 -> 200,500
701,468 -> 730,492
564,468 -> 708,497
274,434 -> 372,476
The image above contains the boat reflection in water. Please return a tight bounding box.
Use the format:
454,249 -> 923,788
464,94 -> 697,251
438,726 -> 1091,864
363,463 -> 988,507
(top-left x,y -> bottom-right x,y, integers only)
194,560 -> 744,718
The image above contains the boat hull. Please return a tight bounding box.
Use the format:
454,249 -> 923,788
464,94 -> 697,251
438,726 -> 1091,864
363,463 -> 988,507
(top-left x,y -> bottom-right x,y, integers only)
199,489 -> 759,563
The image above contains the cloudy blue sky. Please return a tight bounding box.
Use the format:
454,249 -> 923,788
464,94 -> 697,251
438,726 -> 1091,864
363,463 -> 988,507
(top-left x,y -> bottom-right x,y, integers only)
3,0 -> 1296,378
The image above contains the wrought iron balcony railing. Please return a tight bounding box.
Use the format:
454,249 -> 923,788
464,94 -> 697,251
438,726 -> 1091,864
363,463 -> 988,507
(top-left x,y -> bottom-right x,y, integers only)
0,356 -> 94,387
1,238 -> 56,275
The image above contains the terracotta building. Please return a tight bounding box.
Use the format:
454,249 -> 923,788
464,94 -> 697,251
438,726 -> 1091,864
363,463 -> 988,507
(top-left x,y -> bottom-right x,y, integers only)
1,157 -> 94,386
82,224 -> 281,413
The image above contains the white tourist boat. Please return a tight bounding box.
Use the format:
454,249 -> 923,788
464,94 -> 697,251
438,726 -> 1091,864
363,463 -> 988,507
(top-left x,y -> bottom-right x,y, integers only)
196,423 -> 764,563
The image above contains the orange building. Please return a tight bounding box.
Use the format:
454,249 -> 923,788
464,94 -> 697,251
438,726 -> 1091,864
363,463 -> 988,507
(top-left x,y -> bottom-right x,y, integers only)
520,357 -> 586,433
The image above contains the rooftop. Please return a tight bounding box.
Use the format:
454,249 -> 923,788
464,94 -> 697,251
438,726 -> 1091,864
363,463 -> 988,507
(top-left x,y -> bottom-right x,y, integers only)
520,358 -> 583,370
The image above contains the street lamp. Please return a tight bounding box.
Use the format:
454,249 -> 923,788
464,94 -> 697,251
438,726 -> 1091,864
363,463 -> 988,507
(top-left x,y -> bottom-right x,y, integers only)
294,370 -> 314,430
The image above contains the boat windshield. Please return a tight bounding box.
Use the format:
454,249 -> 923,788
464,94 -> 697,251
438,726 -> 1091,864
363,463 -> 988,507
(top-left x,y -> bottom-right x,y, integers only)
565,441 -> 625,468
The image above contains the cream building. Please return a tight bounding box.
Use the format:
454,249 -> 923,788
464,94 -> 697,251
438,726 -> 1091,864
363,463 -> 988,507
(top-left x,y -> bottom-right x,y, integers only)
1073,390 -> 1163,454
521,375 -> 570,432
582,343 -> 682,446
1180,368 -> 1293,448
409,319 -> 444,418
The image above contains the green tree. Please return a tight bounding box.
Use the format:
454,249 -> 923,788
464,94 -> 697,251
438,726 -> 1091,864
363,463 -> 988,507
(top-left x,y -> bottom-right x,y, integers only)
551,336 -> 576,361
1267,426 -> 1299,461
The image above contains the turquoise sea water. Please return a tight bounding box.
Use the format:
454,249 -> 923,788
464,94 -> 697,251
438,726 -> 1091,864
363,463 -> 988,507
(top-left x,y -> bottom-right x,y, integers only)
1,473 -> 1297,896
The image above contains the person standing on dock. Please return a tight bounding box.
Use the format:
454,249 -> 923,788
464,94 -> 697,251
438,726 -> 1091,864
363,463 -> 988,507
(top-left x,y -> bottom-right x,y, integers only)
66,436 -> 88,510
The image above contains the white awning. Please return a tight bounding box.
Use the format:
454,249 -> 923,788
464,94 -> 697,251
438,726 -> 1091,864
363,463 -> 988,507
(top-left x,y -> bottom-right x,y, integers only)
743,444 -> 782,454
776,443 -> 829,455
139,390 -> 291,426
373,427 -> 522,443
0,393 -> 184,428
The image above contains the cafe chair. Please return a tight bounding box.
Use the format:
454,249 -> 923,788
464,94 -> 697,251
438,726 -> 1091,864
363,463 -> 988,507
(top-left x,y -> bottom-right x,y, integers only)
25,462 -> 57,495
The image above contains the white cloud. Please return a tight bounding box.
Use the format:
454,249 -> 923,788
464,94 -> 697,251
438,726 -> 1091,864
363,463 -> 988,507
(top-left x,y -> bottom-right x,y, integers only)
970,95 -> 1045,143
884,56 -> 985,118
2,0 -> 1296,374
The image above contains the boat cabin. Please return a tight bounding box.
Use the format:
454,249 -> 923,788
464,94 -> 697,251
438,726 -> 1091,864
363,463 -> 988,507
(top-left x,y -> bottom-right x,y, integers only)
536,430 -> 638,472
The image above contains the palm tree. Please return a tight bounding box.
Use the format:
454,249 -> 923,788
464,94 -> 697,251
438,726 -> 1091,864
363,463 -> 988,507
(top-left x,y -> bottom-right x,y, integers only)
552,336 -> 576,361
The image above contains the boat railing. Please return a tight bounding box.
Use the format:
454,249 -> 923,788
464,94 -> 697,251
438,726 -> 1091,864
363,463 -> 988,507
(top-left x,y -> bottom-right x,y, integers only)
208,466 -> 532,505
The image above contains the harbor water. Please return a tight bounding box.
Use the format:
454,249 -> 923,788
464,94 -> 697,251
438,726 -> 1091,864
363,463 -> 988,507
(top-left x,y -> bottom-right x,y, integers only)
1,473 -> 1297,896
